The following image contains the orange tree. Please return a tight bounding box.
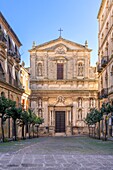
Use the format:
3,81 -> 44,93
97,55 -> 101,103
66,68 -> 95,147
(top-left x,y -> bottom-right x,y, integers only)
85,108 -> 103,139
0,96 -> 15,142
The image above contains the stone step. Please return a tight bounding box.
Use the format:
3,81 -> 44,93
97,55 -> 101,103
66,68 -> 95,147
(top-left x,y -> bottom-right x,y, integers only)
55,133 -> 66,136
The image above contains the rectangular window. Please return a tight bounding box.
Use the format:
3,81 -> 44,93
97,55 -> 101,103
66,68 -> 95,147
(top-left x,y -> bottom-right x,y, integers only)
57,63 -> 63,79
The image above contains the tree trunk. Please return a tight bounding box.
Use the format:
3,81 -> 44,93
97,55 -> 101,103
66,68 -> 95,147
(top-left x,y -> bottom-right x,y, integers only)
8,118 -> 10,138
28,124 -> 31,139
88,125 -> 90,137
13,120 -> 17,141
22,124 -> 24,139
37,126 -> 39,138
105,119 -> 107,141
94,125 -> 95,138
25,124 -> 28,139
98,121 -> 100,140
32,124 -> 34,138
1,117 -> 5,142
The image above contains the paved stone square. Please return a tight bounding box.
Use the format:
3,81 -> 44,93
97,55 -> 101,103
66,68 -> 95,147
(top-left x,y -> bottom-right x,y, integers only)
0,136 -> 113,170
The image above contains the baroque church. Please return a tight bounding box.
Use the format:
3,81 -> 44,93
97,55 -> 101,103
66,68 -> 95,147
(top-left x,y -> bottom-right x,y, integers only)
29,36 -> 98,136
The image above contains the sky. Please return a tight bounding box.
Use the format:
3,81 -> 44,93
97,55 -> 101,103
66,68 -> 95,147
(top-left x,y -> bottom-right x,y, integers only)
0,0 -> 102,67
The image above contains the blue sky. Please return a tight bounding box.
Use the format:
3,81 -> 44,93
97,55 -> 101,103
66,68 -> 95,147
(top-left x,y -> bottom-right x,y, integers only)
0,0 -> 101,67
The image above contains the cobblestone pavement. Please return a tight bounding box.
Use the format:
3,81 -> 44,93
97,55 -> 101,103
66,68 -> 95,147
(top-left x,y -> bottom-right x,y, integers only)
0,136 -> 113,170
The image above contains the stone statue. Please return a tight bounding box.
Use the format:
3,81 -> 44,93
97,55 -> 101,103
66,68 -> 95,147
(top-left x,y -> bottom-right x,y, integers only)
78,63 -> 83,76
38,63 -> 42,76
38,98 -> 42,108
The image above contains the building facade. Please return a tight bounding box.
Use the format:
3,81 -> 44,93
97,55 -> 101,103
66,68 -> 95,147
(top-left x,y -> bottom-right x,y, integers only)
29,37 -> 98,136
97,0 -> 113,136
20,62 -> 31,111
0,12 -> 28,139
0,12 -> 23,104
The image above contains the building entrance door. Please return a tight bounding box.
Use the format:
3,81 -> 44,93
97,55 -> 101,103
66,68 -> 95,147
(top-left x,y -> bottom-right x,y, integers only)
55,111 -> 65,133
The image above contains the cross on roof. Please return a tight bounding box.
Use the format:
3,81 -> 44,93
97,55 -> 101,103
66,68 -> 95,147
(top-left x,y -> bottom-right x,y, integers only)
58,28 -> 63,37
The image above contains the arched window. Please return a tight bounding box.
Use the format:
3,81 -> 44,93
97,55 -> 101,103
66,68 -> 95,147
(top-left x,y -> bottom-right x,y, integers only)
1,92 -> 5,97
78,62 -> 83,76
8,36 -> 12,50
0,62 -> 5,80
37,63 -> 42,76
78,98 -> 82,107
90,98 -> 95,108
8,65 -> 12,85
15,71 -> 18,87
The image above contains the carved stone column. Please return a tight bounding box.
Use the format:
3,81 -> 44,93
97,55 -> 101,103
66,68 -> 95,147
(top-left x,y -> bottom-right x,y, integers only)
44,53 -> 48,79
43,97 -> 48,126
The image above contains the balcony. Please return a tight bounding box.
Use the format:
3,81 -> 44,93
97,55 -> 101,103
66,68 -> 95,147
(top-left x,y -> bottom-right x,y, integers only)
98,88 -> 108,99
97,63 -> 102,73
15,52 -> 21,63
0,72 -> 6,82
7,49 -> 15,57
7,50 -> 21,63
101,56 -> 109,67
0,30 -> 7,45
8,75 -> 23,89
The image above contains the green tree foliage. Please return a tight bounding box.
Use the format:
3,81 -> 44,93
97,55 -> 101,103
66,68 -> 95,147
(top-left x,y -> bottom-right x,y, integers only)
85,108 -> 103,139
101,102 -> 113,115
0,96 -> 15,142
19,110 -> 29,139
35,117 -> 44,125
6,107 -> 22,141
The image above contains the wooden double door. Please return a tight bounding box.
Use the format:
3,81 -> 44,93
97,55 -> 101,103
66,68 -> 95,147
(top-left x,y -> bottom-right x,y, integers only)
55,111 -> 65,133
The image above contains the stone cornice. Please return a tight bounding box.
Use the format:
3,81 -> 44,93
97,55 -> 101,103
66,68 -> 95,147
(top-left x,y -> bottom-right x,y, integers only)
30,78 -> 98,83
0,12 -> 22,47
0,79 -> 24,94
29,37 -> 92,52
97,0 -> 106,19
31,90 -> 98,94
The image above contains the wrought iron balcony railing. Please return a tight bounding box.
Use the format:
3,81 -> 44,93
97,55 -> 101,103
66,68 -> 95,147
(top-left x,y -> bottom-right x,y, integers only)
98,88 -> 108,99
0,72 -> 6,82
97,63 -> 103,73
101,56 -> 109,67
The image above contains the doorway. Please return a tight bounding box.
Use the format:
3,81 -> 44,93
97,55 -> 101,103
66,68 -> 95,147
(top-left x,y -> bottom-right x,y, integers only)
55,111 -> 65,133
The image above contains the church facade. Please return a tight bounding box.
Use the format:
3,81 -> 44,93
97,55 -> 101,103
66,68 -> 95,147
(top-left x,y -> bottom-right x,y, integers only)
29,37 -> 98,136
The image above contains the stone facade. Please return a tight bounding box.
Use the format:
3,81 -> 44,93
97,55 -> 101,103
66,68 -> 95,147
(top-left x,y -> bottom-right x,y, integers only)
0,12 -> 31,139
97,0 -> 113,104
0,12 -> 24,138
20,62 -> 31,111
29,37 -> 98,136
97,0 -> 113,136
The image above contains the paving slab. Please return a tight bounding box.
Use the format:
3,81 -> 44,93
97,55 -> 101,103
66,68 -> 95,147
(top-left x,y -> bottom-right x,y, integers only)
0,136 -> 113,169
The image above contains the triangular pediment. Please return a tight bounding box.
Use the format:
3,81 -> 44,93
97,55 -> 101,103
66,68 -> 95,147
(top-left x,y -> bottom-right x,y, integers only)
29,37 -> 92,52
